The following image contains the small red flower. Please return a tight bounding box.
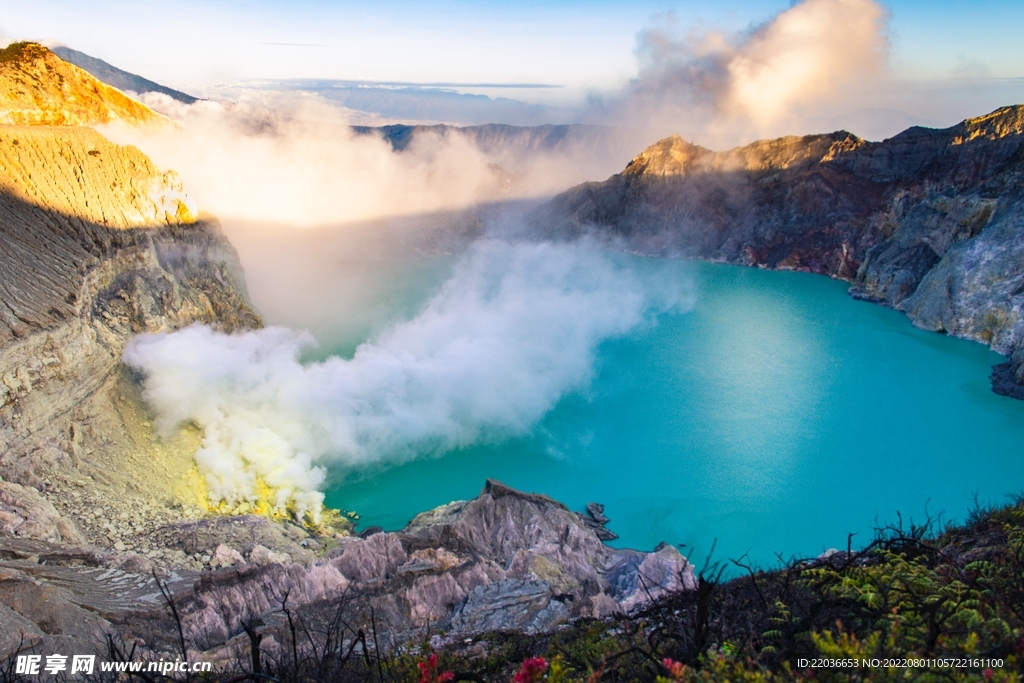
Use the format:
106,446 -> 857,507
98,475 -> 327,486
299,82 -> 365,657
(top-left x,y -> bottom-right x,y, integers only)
418,653 -> 454,683
661,658 -> 687,680
513,656 -> 548,683
983,669 -> 994,681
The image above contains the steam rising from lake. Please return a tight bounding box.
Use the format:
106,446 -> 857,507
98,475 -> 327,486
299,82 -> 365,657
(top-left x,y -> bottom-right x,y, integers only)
115,0 -> 889,521
123,240 -> 694,518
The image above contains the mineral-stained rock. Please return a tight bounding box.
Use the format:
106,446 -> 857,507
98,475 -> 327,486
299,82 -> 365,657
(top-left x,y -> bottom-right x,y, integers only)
0,559 -> 123,657
182,480 -> 693,646
587,502 -> 610,525
152,516 -> 311,564
610,543 -> 695,613
248,544 -> 293,567
213,544 -> 245,568
328,531 -> 408,583
533,105 -> 1024,395
0,601 -> 44,655
0,478 -> 83,543
448,578 -> 570,634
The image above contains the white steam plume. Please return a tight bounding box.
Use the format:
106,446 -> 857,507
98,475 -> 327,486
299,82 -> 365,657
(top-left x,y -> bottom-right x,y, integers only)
102,95 -> 505,227
595,0 -> 891,145
123,240 -> 694,519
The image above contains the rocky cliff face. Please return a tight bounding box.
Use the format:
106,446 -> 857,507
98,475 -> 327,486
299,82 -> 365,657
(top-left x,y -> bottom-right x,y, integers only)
534,105 -> 1024,396
0,124 -> 261,546
0,115 -> 295,657
0,42 -> 160,126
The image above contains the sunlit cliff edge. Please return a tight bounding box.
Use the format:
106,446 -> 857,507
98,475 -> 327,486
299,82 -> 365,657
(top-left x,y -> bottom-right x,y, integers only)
535,104 -> 1024,398
0,46 -> 282,654
0,41 -> 258,535
0,42 -> 161,126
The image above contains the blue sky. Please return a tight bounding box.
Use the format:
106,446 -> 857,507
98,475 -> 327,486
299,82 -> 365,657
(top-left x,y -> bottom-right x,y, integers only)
4,0 -> 1023,90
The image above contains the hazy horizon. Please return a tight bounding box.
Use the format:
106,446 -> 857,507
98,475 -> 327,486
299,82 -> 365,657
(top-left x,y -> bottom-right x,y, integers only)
4,0 -> 1024,144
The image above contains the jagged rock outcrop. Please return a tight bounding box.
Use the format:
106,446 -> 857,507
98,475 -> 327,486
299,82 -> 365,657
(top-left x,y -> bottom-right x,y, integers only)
0,481 -> 693,660
0,42 -> 160,126
534,105 -> 1024,395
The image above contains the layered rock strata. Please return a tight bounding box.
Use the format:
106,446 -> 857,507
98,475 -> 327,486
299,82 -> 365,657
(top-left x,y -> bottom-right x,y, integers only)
534,105 -> 1024,395
0,125 -> 260,551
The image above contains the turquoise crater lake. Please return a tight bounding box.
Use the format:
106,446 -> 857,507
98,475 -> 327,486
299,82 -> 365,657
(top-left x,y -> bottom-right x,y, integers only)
323,256 -> 1024,566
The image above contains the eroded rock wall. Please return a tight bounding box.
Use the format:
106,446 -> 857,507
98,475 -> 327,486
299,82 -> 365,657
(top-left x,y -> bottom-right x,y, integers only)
0,125 -> 260,546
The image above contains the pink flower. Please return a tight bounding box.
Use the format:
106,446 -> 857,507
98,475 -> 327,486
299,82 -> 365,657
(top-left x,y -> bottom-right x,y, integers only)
418,653 -> 454,683
513,656 -> 548,683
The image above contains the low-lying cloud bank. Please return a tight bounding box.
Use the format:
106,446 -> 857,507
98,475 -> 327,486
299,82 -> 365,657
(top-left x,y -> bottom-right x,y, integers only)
123,240 -> 693,519
104,94 -> 509,227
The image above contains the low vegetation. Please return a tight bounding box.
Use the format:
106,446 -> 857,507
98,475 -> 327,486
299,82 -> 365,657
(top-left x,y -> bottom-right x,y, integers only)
0,42 -> 48,65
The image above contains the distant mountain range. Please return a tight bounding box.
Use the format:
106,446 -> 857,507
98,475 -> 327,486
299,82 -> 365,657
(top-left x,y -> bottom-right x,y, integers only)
352,122 -> 622,153
351,122 -> 664,182
50,45 -> 198,104
268,78 -> 575,126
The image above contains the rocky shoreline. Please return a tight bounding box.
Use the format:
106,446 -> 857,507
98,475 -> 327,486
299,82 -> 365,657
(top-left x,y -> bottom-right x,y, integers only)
532,105 -> 1024,398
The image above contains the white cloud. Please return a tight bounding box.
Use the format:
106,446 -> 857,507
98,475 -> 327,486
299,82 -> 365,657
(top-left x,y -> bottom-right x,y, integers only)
593,0 -> 892,145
